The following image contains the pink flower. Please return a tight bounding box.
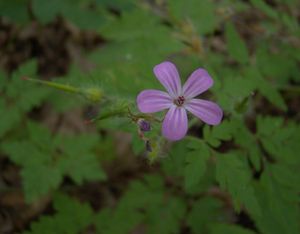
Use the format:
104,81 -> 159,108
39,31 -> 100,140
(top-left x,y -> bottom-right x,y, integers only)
137,61 -> 223,141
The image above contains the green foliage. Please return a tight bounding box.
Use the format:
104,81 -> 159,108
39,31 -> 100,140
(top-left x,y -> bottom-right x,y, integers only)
1,122 -> 106,203
87,8 -> 184,98
184,140 -> 210,190
94,0 -> 135,10
215,68 -> 256,114
205,118 -> 262,172
256,116 -> 300,164
187,197 -> 224,233
0,0 -> 29,24
0,60 -> 50,138
161,140 -> 188,178
216,152 -> 260,215
225,22 -> 249,64
251,0 -> 278,19
203,120 -> 237,147
168,0 -> 217,34
95,175 -> 186,234
245,67 -> 287,111
1,1 -> 300,234
211,223 -> 256,234
256,44 -> 300,84
251,167 -> 300,234
24,193 -> 94,234
251,0 -> 300,34
232,120 -> 262,170
216,65 -> 287,113
32,0 -> 105,29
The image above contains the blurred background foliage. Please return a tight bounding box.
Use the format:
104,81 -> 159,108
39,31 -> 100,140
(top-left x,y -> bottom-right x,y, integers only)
0,0 -> 300,233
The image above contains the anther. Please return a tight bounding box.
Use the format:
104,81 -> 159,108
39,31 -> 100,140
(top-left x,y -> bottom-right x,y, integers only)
174,96 -> 185,106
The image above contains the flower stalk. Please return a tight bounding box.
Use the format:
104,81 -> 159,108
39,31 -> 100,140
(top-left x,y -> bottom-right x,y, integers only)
22,77 -> 103,103
22,77 -> 80,93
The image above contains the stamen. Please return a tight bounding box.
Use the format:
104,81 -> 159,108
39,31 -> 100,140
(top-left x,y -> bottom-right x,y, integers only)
174,96 -> 185,106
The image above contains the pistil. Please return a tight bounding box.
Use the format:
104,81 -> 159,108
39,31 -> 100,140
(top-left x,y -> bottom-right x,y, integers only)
174,96 -> 185,106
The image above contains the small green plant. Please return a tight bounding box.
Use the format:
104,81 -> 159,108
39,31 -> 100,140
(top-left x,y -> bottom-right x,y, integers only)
0,0 -> 300,234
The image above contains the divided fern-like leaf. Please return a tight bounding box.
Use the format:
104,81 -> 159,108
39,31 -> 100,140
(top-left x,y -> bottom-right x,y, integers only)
225,22 -> 249,65
184,141 -> 210,190
0,60 -> 50,138
215,152 -> 261,215
95,175 -> 186,234
1,121 -> 106,203
24,193 -> 94,234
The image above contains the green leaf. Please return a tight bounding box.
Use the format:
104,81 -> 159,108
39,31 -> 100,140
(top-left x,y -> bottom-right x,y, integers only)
168,0 -> 217,34
0,70 -> 6,90
95,176 -> 162,234
280,11 -> 299,34
0,101 -> 21,138
216,69 -> 256,113
146,197 -> 186,234
215,152 -> 261,215
250,0 -> 278,19
211,223 -> 256,234
1,141 -> 50,167
162,141 -> 188,178
203,125 -> 221,147
101,10 -> 163,41
204,120 -> 238,147
1,123 -> 106,203
32,0 -> 105,30
256,116 -> 300,163
56,133 -> 100,155
246,67 -> 287,111
232,119 -> 262,171
256,44 -> 300,84
184,142 -> 210,190
0,60 -> 49,138
0,0 -> 29,24
27,121 -> 53,151
225,22 -> 249,64
95,175 -> 186,234
59,152 -> 106,184
56,134 -> 106,183
25,193 -> 94,234
89,7 -> 183,97
94,0 -> 135,10
8,60 -> 50,112
250,167 -> 300,234
2,139 -> 60,203
187,197 -> 224,233
22,164 -> 62,202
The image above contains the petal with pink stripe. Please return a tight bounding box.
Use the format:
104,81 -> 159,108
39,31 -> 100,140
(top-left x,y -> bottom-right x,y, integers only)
137,89 -> 172,113
162,106 -> 188,141
182,68 -> 213,99
185,99 -> 223,125
153,61 -> 182,98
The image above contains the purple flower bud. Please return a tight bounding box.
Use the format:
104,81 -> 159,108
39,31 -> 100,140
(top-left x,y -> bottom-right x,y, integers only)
137,119 -> 151,132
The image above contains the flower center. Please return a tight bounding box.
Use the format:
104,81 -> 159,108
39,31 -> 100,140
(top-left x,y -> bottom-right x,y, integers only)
174,96 -> 185,106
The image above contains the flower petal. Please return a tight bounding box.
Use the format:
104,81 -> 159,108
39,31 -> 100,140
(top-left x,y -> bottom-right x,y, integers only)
137,89 -> 172,113
162,106 -> 188,141
185,99 -> 223,125
182,68 -> 213,99
153,61 -> 181,98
